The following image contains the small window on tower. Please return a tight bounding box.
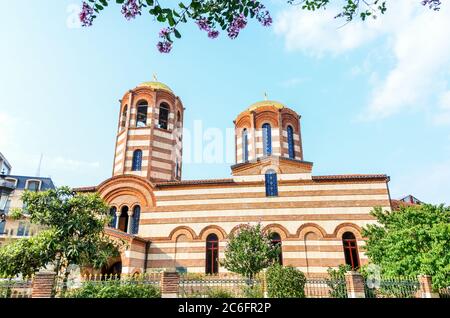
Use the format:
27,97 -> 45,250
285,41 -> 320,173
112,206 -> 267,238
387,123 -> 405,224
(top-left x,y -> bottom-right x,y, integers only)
121,105 -> 128,128
132,150 -> 143,171
136,101 -> 148,128
159,103 -> 170,130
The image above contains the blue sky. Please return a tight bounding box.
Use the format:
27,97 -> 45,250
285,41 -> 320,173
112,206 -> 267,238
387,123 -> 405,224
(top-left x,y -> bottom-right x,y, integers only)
0,0 -> 449,204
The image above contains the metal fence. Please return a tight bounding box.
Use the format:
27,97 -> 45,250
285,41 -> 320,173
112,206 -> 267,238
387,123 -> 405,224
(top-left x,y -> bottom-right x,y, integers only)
439,287 -> 450,298
55,273 -> 161,297
364,276 -> 420,298
304,277 -> 347,298
178,274 -> 263,298
0,276 -> 33,298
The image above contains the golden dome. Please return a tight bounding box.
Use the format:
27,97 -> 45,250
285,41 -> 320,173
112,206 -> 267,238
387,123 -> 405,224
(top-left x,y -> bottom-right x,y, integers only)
137,81 -> 173,93
247,100 -> 286,112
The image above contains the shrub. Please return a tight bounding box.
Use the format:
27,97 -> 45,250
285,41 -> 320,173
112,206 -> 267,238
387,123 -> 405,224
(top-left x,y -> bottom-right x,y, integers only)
326,265 -> 350,298
205,287 -> 234,298
64,280 -> 161,298
266,264 -> 306,298
242,284 -> 264,298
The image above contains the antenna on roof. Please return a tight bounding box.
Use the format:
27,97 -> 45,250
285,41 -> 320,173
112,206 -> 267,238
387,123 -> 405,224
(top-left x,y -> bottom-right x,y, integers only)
36,153 -> 43,177
153,73 -> 158,81
264,92 -> 268,101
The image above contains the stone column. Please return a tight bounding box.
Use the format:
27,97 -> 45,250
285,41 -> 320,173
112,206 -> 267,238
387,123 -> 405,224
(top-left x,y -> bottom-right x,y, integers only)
32,271 -> 57,298
115,211 -> 121,229
160,271 -> 180,298
127,210 -> 134,234
345,271 -> 366,298
418,275 -> 439,298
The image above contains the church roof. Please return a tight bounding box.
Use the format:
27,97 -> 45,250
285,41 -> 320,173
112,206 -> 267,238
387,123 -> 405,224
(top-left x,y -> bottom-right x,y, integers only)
247,100 -> 286,112
137,81 -> 173,93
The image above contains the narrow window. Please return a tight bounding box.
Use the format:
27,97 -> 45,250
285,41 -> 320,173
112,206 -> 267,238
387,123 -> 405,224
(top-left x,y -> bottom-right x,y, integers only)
121,105 -> 128,128
159,103 -> 170,130
270,232 -> 283,265
342,232 -> 360,269
17,221 -> 29,237
242,128 -> 249,162
287,125 -> 295,159
109,207 -> 117,228
265,169 -> 278,197
206,233 -> 219,275
262,123 -> 272,156
132,205 -> 140,235
0,219 -> 6,234
27,181 -> 40,192
136,101 -> 148,127
175,159 -> 179,179
118,206 -> 129,233
132,150 -> 143,171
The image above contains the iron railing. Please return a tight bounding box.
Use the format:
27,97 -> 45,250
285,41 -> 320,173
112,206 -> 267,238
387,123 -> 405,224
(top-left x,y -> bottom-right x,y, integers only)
178,274 -> 263,298
305,277 -> 347,298
364,276 -> 420,298
0,276 -> 33,298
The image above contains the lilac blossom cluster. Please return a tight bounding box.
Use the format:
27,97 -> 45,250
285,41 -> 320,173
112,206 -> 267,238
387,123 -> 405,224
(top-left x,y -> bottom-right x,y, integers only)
157,28 -> 173,53
421,0 -> 442,11
121,0 -> 142,20
79,1 -> 94,27
254,3 -> 273,27
195,17 -> 220,39
227,13 -> 247,39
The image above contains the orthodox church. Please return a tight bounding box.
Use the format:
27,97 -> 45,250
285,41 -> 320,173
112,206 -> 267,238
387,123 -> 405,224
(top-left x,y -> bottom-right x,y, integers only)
75,80 -> 392,276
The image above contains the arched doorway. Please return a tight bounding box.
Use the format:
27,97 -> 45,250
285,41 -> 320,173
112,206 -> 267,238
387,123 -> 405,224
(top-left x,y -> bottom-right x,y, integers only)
102,261 -> 122,279
270,232 -> 283,265
205,233 -> 219,275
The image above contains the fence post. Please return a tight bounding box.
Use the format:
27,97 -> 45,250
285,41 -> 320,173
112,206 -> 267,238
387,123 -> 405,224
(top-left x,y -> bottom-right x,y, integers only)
418,275 -> 439,298
160,270 -> 180,298
344,271 -> 366,298
32,270 -> 57,298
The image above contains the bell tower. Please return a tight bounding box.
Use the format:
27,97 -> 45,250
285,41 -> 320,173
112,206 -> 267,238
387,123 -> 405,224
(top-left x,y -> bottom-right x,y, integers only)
112,80 -> 184,182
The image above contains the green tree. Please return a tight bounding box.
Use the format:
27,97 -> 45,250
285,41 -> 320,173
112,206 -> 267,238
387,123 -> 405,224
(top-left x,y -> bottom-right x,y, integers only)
222,224 -> 279,279
362,204 -> 450,289
266,264 -> 306,298
79,0 -> 441,53
0,187 -> 122,292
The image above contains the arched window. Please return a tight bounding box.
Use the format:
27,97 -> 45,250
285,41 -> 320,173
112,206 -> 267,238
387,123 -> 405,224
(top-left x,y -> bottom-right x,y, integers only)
270,232 -> 283,265
175,159 -> 179,179
262,123 -> 272,156
287,125 -> 295,159
132,205 -> 140,235
132,150 -> 143,171
121,105 -> 128,128
118,206 -> 129,233
177,111 -> 181,123
159,103 -> 170,130
342,232 -> 360,269
0,219 -> 6,235
109,207 -> 117,228
136,101 -> 148,127
242,128 -> 249,162
206,233 -> 219,275
265,169 -> 278,197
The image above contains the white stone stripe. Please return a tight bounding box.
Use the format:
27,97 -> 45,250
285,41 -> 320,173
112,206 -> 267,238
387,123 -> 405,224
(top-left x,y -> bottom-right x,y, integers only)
151,240 -> 366,248
155,183 -> 388,196
143,206 -> 391,219
152,242 -> 228,248
127,140 -> 150,147
124,250 -> 146,260
233,173 -> 312,182
128,129 -> 151,135
157,194 -> 387,207
153,140 -> 173,150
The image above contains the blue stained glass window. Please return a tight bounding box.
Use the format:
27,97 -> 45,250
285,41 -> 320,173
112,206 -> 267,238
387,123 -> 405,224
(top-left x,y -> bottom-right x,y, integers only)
287,125 -> 295,159
265,170 -> 278,197
0,220 -> 5,234
262,123 -> 272,156
132,205 -> 141,235
132,150 -> 143,171
242,129 -> 249,162
109,207 -> 117,228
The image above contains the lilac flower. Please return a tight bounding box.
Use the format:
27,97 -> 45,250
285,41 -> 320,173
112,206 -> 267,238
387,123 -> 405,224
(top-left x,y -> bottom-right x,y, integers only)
208,30 -> 219,39
254,3 -> 272,27
121,0 -> 142,20
196,17 -> 210,32
421,0 -> 441,11
157,41 -> 172,53
79,2 -> 94,27
159,28 -> 171,38
227,14 -> 247,39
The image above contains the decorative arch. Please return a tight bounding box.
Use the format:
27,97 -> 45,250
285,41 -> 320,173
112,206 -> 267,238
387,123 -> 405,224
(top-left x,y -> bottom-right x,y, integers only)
199,225 -> 227,240
229,224 -> 251,237
97,175 -> 156,209
296,223 -> 328,239
333,223 -> 363,239
262,224 -> 290,239
169,226 -> 197,241
260,165 -> 281,175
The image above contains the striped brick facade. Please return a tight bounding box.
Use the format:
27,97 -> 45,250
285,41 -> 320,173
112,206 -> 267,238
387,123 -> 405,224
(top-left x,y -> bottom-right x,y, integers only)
112,82 -> 183,182
76,84 -> 392,276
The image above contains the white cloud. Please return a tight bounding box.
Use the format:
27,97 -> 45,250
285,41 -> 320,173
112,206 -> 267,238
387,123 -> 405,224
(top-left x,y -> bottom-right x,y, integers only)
274,0 -> 450,121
